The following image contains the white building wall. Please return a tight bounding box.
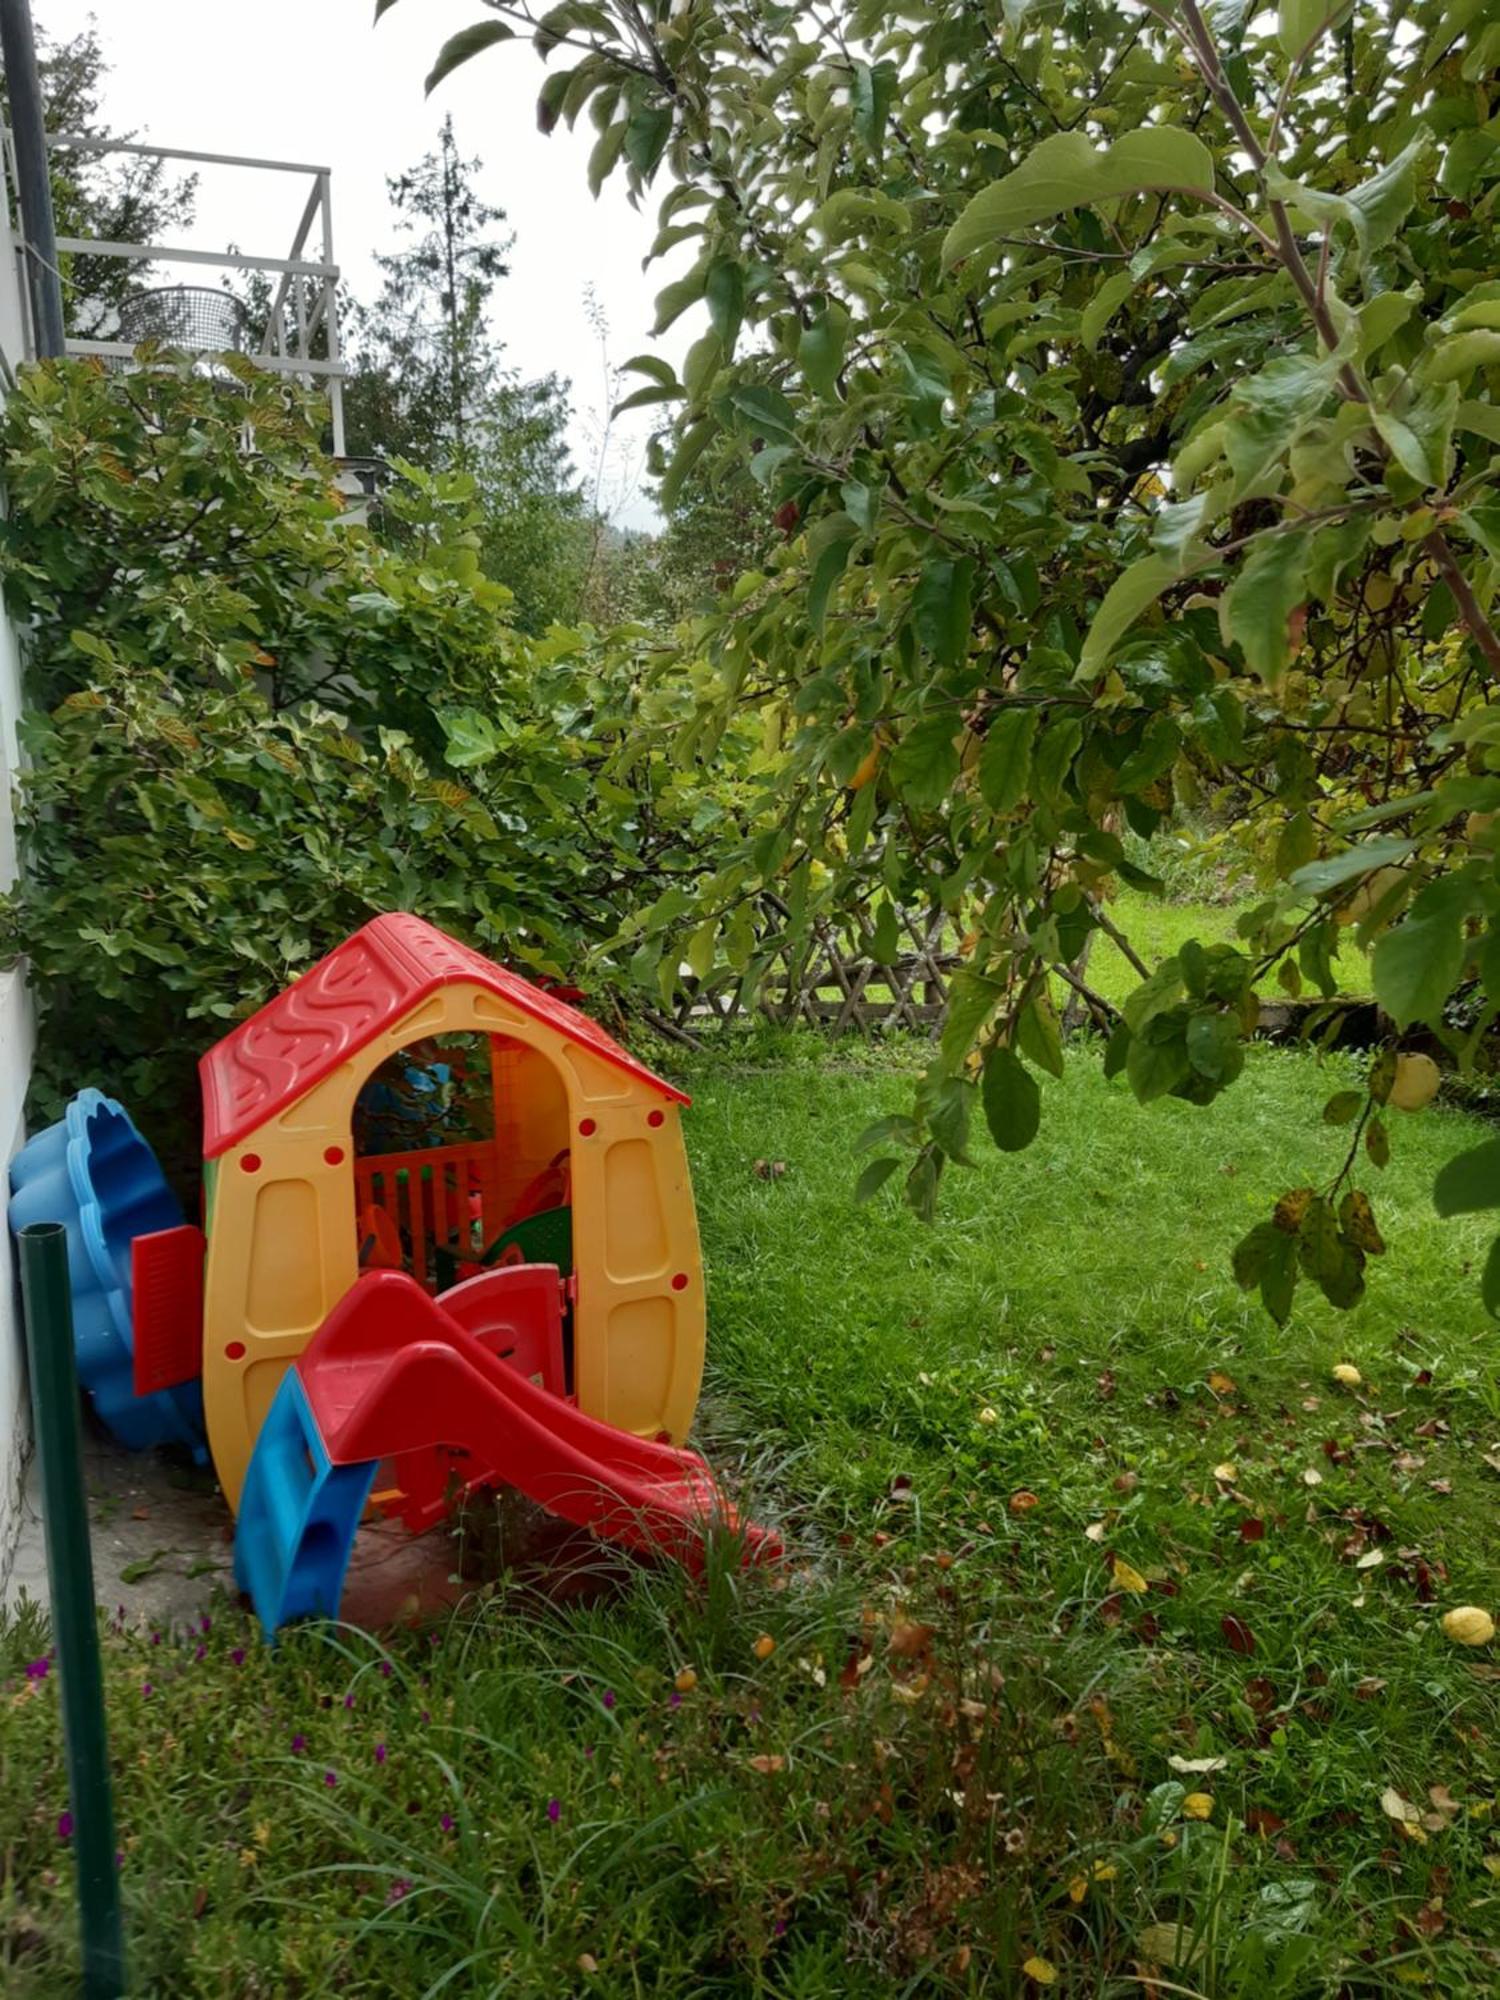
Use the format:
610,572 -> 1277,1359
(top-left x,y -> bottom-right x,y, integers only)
0,221 -> 36,1592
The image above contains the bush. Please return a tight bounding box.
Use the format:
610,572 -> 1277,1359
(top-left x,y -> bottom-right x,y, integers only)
0,356 -> 735,1170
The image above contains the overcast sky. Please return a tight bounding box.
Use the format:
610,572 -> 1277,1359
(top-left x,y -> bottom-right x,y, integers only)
34,1 -> 690,525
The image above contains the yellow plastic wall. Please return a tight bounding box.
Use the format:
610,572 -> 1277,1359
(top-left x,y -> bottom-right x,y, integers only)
202,981 -> 705,1511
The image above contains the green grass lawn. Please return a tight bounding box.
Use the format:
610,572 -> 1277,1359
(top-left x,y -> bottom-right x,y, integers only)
3,1040 -> 1498,1997
1081,891 -> 1366,1010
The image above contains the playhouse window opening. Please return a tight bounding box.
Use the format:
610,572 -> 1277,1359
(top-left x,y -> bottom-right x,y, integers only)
351,1033 -> 574,1298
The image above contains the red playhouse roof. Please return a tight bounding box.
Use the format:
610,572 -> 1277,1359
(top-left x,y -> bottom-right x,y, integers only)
199,913 -> 689,1159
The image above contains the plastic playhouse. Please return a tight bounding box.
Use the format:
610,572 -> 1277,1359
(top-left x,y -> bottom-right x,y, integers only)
11,913 -> 775,1634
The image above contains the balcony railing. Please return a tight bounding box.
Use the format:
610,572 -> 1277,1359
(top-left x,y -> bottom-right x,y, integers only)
4,132 -> 345,455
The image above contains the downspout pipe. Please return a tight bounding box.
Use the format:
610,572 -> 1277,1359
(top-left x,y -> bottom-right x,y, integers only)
0,0 -> 64,356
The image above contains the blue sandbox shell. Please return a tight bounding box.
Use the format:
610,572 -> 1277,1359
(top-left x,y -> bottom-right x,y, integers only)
9,1089 -> 206,1456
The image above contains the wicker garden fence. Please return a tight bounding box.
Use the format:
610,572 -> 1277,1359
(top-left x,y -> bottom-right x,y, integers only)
648,897 -> 961,1045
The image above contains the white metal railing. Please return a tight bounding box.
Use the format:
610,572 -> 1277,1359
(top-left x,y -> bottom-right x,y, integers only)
6,132 -> 345,454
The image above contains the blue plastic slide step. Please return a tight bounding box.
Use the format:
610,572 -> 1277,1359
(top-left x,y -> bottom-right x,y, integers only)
234,1369 -> 376,1637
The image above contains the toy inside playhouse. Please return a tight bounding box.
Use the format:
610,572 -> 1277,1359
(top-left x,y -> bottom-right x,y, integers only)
10,913 -> 776,1637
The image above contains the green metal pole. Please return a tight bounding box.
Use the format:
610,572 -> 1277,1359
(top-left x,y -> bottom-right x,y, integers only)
18,1222 -> 126,1999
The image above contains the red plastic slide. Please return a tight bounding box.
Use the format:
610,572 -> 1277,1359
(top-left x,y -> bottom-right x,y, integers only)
298,1269 -> 778,1569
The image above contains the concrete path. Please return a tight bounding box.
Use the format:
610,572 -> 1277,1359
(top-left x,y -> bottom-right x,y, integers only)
4,1427 -> 469,1632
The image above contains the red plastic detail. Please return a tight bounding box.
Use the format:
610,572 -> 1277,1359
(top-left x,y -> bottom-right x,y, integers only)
130,1225 -> 206,1396
578,1118 -> 597,1137
324,1145 -> 345,1166
297,1270 -> 780,1566
648,1110 -> 665,1128
240,1153 -> 261,1174
199,913 -> 690,1159
438,1264 -> 566,1395
671,1272 -> 689,1292
225,1341 -> 246,1362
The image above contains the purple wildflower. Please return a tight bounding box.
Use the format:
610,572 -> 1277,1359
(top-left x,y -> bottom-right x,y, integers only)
774,1918 -> 787,1937
387,1878 -> 411,1904
114,1851 -> 123,1869
199,1615 -> 211,1634
324,1770 -> 337,1788
151,1632 -> 161,1647
290,1734 -> 306,1753
380,1661 -> 393,1679
602,1689 -> 616,1711
231,1648 -> 245,1667
546,1798 -> 561,1824
344,1693 -> 355,1710
374,1743 -> 387,1765
669,1692 -> 682,1710
440,1812 -> 455,1833
25,1657 -> 49,1681
141,1682 -> 153,1698
194,1645 -> 206,1663
57,1811 -> 73,1840
420,1710 -> 430,1725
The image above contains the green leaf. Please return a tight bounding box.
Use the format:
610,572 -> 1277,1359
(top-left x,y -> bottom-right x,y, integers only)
1078,555 -> 1178,677
1185,1006 -> 1241,1081
940,971 -> 1004,1069
1433,1138 -> 1500,1217
890,714 -> 961,810
653,267 -> 708,337
1482,1236 -> 1500,1317
426,20 -> 516,94
944,128 -> 1216,265
1032,715 -> 1083,805
1260,1228 -> 1299,1325
1373,381 -> 1459,488
929,1075 -> 978,1165
439,708 -> 501,768
871,900 -> 901,966
914,558 -> 974,668
799,304 -> 847,397
1267,134 -> 1426,264
851,61 -> 898,157
1223,357 -> 1333,498
1288,835 -> 1417,898
1372,911 -> 1465,1029
1126,1015 -> 1191,1102
1232,1219 -> 1277,1289
726,382 -> 797,444
855,1155 -> 901,1202
587,119 -> 627,196
620,354 -> 678,390
905,1143 -> 943,1223
1423,329 -> 1500,387
1017,993 -> 1065,1079
981,1043 -> 1041,1152
657,421 -> 713,510
807,518 -> 858,632
1278,0 -> 1344,57
705,258 -> 745,355
1222,528 -> 1312,681
1080,270 -> 1135,352
624,104 -> 674,181
1322,1089 -> 1364,1124
978,708 -> 1037,812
